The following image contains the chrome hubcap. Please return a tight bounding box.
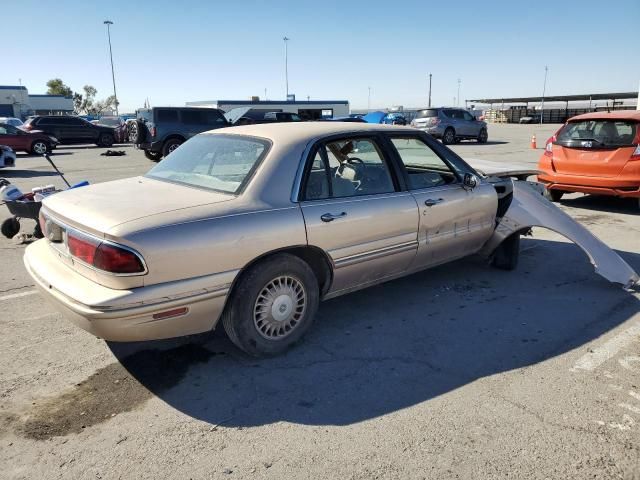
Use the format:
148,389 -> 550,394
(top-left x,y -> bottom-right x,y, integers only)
34,143 -> 46,154
254,275 -> 306,340
168,143 -> 180,153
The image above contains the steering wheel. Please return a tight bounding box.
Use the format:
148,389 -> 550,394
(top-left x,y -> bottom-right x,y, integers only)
336,157 -> 364,176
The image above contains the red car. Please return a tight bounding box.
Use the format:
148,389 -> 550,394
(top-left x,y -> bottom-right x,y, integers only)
538,111 -> 640,209
0,123 -> 59,155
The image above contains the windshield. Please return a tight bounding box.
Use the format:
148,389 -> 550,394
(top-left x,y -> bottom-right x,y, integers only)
416,109 -> 439,119
147,134 -> 269,194
556,119 -> 637,147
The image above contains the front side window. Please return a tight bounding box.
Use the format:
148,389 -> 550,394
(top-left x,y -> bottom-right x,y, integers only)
147,134 -> 269,194
390,137 -> 458,189
303,137 -> 396,200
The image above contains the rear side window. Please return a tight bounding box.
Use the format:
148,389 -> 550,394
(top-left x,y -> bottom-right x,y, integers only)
556,120 -> 637,147
37,117 -> 57,125
156,109 -> 179,122
181,110 -> 206,124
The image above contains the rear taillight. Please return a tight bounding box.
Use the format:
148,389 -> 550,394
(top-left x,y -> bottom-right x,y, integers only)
430,118 -> 440,126
544,135 -> 556,158
22,124 -> 33,131
67,231 -> 145,274
150,127 -> 156,137
630,145 -> 640,161
94,243 -> 145,274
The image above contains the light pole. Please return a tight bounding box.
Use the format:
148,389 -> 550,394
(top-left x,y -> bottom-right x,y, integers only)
457,78 -> 461,107
283,36 -> 290,98
367,86 -> 371,112
103,20 -> 118,116
428,73 -> 432,107
540,66 -> 548,124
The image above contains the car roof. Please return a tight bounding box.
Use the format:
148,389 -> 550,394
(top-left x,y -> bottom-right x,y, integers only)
569,111 -> 640,122
203,121 -> 416,144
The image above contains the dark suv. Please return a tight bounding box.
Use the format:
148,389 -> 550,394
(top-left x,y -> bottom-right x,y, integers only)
410,108 -> 488,144
22,116 -> 116,147
132,107 -> 229,161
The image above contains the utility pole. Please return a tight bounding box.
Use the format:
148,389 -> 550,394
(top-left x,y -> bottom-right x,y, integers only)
104,20 -> 119,116
367,86 -> 371,112
283,36 -> 290,98
457,78 -> 461,107
540,65 -> 548,124
428,73 -> 432,107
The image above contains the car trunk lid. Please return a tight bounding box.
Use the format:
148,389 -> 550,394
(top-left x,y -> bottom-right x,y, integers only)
551,144 -> 635,177
42,176 -> 234,236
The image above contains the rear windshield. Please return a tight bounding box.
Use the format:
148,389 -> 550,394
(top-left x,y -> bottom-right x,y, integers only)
416,109 -> 439,119
556,120 -> 637,148
146,134 -> 269,194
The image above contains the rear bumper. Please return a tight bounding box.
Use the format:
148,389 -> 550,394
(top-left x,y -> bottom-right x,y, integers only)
538,172 -> 640,198
23,240 -> 231,342
136,140 -> 163,152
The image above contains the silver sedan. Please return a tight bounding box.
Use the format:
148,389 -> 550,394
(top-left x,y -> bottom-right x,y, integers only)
24,123 -> 638,356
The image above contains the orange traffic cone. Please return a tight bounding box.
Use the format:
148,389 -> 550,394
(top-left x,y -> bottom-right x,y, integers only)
530,134 -> 537,149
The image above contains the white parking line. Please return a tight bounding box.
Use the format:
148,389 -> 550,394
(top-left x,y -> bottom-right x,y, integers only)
0,290 -> 38,302
571,322 -> 640,372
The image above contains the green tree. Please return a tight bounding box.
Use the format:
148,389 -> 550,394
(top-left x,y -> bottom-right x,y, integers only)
46,78 -> 73,97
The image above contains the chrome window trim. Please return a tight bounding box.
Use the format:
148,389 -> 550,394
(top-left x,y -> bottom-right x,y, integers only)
42,212 -> 149,277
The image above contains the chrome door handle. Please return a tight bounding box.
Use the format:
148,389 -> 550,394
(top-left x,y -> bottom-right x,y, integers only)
320,212 -> 347,222
424,198 -> 444,207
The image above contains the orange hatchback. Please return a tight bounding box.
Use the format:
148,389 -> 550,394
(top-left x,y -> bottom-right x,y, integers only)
537,111 -> 640,209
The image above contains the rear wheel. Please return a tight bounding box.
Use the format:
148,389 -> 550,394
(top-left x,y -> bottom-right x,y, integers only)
491,233 -> 520,271
442,127 -> 455,145
144,150 -> 162,162
30,140 -> 49,155
222,253 -> 319,357
162,138 -> 183,157
97,133 -> 114,148
477,128 -> 488,143
544,189 -> 564,202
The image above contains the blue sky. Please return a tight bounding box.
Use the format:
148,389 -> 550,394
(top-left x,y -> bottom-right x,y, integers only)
5,0 -> 640,112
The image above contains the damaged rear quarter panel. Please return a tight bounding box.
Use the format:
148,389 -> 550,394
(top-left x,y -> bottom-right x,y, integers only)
481,181 -> 639,288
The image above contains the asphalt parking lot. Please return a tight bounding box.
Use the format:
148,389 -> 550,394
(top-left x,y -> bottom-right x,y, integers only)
1,124 -> 639,480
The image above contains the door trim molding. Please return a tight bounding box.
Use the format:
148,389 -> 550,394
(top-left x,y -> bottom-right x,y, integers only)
333,240 -> 418,269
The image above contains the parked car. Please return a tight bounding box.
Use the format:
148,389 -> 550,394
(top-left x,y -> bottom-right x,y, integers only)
411,107 -> 488,144
0,123 -> 59,154
22,116 -> 116,147
96,116 -> 128,143
361,111 -> 407,125
224,108 -> 303,125
0,117 -> 24,127
25,123 -> 638,356
323,116 -> 367,123
538,111 -> 640,209
133,107 -> 229,161
519,114 -> 541,124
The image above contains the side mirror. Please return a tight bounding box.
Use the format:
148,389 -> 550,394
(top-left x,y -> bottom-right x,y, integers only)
463,173 -> 479,190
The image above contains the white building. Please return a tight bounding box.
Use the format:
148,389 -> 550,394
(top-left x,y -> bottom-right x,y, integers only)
0,85 -> 74,118
186,99 -> 350,120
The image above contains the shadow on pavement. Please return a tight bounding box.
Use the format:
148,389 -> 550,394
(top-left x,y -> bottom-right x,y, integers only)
0,169 -> 62,178
452,140 -> 509,146
559,194 -> 639,215
108,238 -> 640,427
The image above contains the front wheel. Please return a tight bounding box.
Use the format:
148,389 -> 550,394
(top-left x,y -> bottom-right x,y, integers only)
144,150 -> 163,162
98,133 -> 114,148
491,233 -> 520,271
31,140 -> 49,155
442,128 -> 455,145
477,128 -> 488,143
222,253 -> 319,357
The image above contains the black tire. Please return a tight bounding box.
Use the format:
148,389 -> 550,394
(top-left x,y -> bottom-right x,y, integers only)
543,189 -> 564,202
442,127 -> 455,145
30,140 -> 49,155
33,222 -> 43,239
491,233 -> 520,271
144,150 -> 163,162
97,133 -> 115,148
1,217 -> 20,239
477,128 -> 488,143
222,253 -> 320,357
162,138 -> 183,157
